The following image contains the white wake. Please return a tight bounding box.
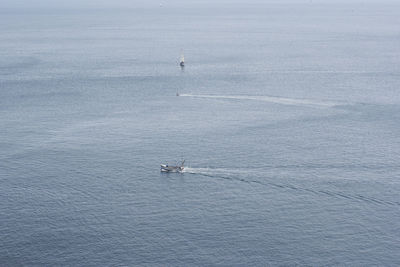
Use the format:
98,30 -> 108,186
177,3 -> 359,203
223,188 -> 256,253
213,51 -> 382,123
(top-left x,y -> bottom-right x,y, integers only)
179,94 -> 342,108
182,167 -> 254,176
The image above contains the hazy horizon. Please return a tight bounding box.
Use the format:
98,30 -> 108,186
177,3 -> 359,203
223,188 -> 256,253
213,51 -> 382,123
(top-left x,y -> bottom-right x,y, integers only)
2,0 -> 400,9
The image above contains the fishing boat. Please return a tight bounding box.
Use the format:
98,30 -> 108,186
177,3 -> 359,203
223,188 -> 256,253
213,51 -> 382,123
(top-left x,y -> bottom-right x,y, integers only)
161,160 -> 185,173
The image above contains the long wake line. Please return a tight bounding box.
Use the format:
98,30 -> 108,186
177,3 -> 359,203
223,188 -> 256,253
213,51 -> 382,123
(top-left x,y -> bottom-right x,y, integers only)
179,94 -> 343,108
183,168 -> 399,207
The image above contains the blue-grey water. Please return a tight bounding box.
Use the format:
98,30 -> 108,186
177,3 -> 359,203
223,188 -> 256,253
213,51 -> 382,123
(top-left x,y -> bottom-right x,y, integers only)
1,1 -> 400,266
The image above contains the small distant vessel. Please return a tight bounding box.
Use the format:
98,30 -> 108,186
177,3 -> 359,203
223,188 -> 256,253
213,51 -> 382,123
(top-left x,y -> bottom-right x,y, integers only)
179,53 -> 185,67
161,160 -> 185,173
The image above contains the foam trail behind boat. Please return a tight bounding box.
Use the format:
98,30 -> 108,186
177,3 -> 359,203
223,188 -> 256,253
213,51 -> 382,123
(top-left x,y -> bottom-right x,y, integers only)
179,94 -> 342,108
182,167 -> 400,207
183,167 -> 251,176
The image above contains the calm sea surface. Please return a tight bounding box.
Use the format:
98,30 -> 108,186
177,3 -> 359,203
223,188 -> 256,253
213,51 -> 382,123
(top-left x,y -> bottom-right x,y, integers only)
1,1 -> 400,266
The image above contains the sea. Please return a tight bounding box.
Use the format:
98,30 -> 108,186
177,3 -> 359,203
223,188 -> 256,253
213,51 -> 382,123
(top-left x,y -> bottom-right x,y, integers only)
1,1 -> 400,266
